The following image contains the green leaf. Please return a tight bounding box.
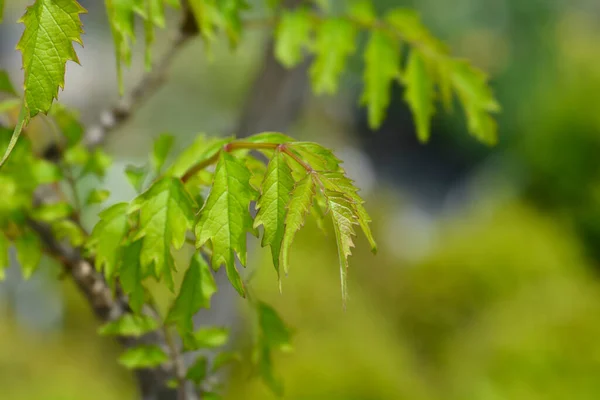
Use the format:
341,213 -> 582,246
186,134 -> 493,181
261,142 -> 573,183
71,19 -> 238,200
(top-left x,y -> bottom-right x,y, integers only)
166,254 -> 217,335
118,345 -> 169,369
30,203 -> 73,222
243,132 -> 294,144
310,18 -> 356,94
183,327 -> 229,351
105,0 -> 139,92
258,342 -> 283,396
275,8 -> 312,68
165,135 -> 230,178
324,191 -> 358,305
186,356 -> 207,384
188,0 -> 221,43
83,149 -> 112,178
404,50 -> 435,142
0,231 -> 9,280
289,142 -> 341,172
86,189 -> 111,205
152,134 -> 174,173
450,60 -> 500,144
361,31 -> 401,129
125,164 -> 147,193
49,103 -> 83,146
0,70 -> 16,96
384,8 -> 444,53
220,0 -> 249,47
120,240 -> 145,314
88,203 -> 130,282
15,229 -> 42,279
319,171 -> 377,253
98,314 -> 158,337
64,143 -> 90,166
257,301 -> 293,352
131,178 -> 196,289
347,0 -> 376,25
254,151 -> 294,280
280,173 -> 315,276
0,0 -> 4,23
196,152 -> 257,296
51,219 -> 86,247
212,351 -> 241,372
17,0 -> 85,118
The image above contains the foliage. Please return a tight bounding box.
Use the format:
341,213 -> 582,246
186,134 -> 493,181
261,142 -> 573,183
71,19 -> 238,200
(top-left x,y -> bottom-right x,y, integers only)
0,0 -> 499,396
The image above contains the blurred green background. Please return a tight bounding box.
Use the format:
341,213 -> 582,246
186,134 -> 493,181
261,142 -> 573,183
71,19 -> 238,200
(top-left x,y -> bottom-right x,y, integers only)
2,0 -> 600,398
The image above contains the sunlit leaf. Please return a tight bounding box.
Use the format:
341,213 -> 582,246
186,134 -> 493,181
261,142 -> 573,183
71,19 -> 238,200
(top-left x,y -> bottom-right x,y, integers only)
98,314 -> 158,337
404,50 -> 434,142
118,345 -> 169,369
275,8 -> 312,68
152,133 -> 174,173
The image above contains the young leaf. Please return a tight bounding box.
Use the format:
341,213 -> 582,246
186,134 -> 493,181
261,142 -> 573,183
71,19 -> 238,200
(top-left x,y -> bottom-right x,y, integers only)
280,173 -> 315,276
98,314 -> 158,337
0,231 -> 9,280
166,254 -> 217,334
152,134 -> 175,173
120,240 -> 145,314
196,152 -> 258,296
324,191 -> 357,304
289,142 -> 342,172
88,203 -> 130,282
86,189 -> 111,205
275,8 -> 312,68
253,150 -> 294,279
361,31 -> 401,129
319,171 -> 377,252
118,345 -> 169,369
165,135 -> 231,178
403,50 -> 434,142
131,178 -> 197,290
125,165 -> 148,193
30,203 -> 74,222
310,18 -> 357,94
15,229 -> 42,279
17,0 -> 85,118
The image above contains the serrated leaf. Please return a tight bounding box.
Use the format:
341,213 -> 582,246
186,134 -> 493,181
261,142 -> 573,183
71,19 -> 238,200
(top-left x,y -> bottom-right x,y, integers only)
450,60 -> 500,144
15,229 -> 42,279
166,254 -> 217,335
131,178 -> 196,290
99,314 -> 158,337
186,356 -> 207,384
0,231 -> 9,280
88,203 -> 129,281
0,70 -> 15,96
289,142 -> 341,172
361,31 -> 401,129
310,18 -> 356,94
125,164 -> 147,193
152,133 -> 174,173
118,345 -> 169,369
257,301 -> 293,352
30,203 -> 73,222
275,8 -> 312,68
325,191 -> 357,305
280,173 -> 314,276
196,152 -> 257,296
183,327 -> 229,351
253,151 -> 294,280
319,171 -> 377,253
404,50 -> 434,142
86,189 -> 110,205
244,132 -> 293,144
165,135 -> 231,178
120,240 -> 145,314
17,0 -> 85,117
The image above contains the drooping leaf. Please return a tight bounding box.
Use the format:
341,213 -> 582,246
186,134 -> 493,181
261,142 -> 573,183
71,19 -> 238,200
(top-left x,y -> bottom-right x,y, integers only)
17,0 -> 86,117
257,301 -> 293,352
188,0 -> 221,43
324,191 -> 358,304
319,171 -> 377,253
275,8 -> 312,68
253,150 -> 294,279
98,314 -> 158,337
280,173 -> 315,276
257,342 -> 283,396
403,50 -> 434,142
88,203 -> 130,282
118,345 -> 169,369
120,240 -> 145,314
166,254 -> 217,335
15,229 -> 42,279
151,133 -> 174,173
219,0 -> 249,47
361,31 -> 401,129
104,0 -> 138,92
196,152 -> 257,296
310,18 -> 356,94
131,178 -> 197,290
